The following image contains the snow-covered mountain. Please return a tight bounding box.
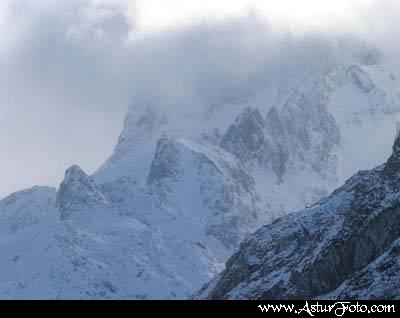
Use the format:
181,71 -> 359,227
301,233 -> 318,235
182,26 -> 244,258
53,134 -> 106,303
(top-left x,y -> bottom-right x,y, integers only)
1,62 -> 400,299
198,132 -> 400,300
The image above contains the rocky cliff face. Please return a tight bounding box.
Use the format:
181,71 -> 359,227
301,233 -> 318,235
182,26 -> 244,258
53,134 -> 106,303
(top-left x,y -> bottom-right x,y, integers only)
57,165 -> 111,221
146,137 -> 261,248
1,63 -> 400,299
198,135 -> 400,300
221,107 -> 267,164
147,137 -> 183,186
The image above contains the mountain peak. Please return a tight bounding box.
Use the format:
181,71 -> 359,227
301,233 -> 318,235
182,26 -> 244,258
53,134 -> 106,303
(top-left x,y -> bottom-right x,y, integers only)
146,136 -> 182,186
235,106 -> 265,126
221,106 -> 265,162
383,132 -> 400,174
93,105 -> 168,186
114,105 -> 167,156
391,132 -> 400,159
199,128 -> 400,300
56,165 -> 110,221
63,164 -> 89,183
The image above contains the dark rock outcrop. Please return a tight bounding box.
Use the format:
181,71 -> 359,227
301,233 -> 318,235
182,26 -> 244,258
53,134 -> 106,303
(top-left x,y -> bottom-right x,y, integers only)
199,134 -> 400,300
147,137 -> 182,186
221,107 -> 266,164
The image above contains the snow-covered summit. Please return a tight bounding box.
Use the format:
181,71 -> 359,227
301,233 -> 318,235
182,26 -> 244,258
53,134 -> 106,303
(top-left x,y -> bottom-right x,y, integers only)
2,62 -> 400,299
199,133 -> 400,300
57,165 -> 110,221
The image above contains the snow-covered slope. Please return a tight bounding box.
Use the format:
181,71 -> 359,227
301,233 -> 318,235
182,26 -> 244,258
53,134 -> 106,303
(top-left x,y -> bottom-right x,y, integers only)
0,186 -> 56,235
96,63 -> 400,215
199,134 -> 400,300
0,165 -> 233,299
2,63 -> 400,299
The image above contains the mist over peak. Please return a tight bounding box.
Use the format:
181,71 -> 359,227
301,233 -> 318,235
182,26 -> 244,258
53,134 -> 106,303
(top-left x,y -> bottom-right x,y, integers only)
0,0 -> 398,197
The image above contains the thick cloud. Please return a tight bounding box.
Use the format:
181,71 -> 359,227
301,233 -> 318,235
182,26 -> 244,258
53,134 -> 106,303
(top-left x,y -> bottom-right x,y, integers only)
0,0 -> 399,197
0,0 -> 134,196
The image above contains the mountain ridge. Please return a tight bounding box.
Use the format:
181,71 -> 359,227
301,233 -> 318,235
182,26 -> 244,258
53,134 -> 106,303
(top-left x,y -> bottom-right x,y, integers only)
1,63 -> 400,298
198,134 -> 400,300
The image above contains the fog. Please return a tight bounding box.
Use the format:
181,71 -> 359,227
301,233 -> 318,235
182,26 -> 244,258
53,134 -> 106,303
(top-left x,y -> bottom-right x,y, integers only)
1,0 -> 400,197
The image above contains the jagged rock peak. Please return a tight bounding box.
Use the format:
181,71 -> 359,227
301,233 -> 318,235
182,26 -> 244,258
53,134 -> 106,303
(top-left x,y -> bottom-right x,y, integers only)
221,106 -> 266,162
265,107 -> 289,182
234,106 -> 265,127
198,129 -> 400,300
266,106 -> 280,124
265,107 -> 286,141
384,132 -> 400,174
62,165 -> 91,185
146,137 -> 182,186
56,165 -> 110,221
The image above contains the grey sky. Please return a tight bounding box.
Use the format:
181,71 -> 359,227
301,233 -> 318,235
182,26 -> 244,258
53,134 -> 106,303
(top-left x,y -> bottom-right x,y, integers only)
1,0 -> 399,197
